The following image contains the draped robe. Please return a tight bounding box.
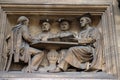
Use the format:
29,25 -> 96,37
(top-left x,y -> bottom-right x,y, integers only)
7,24 -> 33,63
58,27 -> 104,71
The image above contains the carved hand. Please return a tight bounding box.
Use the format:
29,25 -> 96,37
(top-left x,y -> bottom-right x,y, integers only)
78,38 -> 96,44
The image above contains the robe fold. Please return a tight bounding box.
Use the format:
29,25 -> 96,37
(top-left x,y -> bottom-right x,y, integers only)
60,27 -> 104,71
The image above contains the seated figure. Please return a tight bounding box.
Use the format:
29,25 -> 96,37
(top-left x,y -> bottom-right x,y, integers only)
35,19 -> 53,41
54,18 -> 76,67
34,19 -> 58,72
5,16 -> 44,73
48,13 -> 104,73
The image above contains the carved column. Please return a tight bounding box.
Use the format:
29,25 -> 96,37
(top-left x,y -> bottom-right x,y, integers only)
107,5 -> 119,77
101,4 -> 120,77
0,6 -> 7,70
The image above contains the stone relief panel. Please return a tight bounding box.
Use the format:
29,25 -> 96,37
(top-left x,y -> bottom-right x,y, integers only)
3,13 -> 104,73
0,4 -> 119,78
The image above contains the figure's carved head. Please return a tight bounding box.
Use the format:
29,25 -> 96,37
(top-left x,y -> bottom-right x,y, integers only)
40,19 -> 51,32
78,13 -> 92,28
57,18 -> 71,31
17,16 -> 29,25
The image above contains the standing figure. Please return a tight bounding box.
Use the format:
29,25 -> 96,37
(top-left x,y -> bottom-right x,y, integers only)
5,16 -> 44,73
48,13 -> 104,72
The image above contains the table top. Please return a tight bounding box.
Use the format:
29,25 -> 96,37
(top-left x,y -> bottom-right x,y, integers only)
30,41 -> 79,50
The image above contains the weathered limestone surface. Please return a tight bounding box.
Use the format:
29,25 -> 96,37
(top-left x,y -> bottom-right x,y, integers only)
0,0 -> 120,79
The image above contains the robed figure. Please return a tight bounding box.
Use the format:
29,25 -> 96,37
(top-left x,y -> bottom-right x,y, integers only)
4,16 -> 44,73
48,13 -> 104,72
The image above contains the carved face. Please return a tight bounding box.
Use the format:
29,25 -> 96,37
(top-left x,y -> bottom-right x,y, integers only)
80,17 -> 90,28
60,21 -> 70,31
41,22 -> 51,32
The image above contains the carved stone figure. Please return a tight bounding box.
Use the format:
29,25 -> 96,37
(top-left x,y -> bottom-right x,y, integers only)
55,18 -> 75,42
34,19 -> 59,72
4,16 -> 44,73
35,19 -> 53,41
55,18 -> 75,66
48,13 -> 104,73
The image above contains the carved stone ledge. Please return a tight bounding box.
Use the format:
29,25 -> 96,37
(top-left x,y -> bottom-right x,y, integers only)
0,72 -> 116,80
